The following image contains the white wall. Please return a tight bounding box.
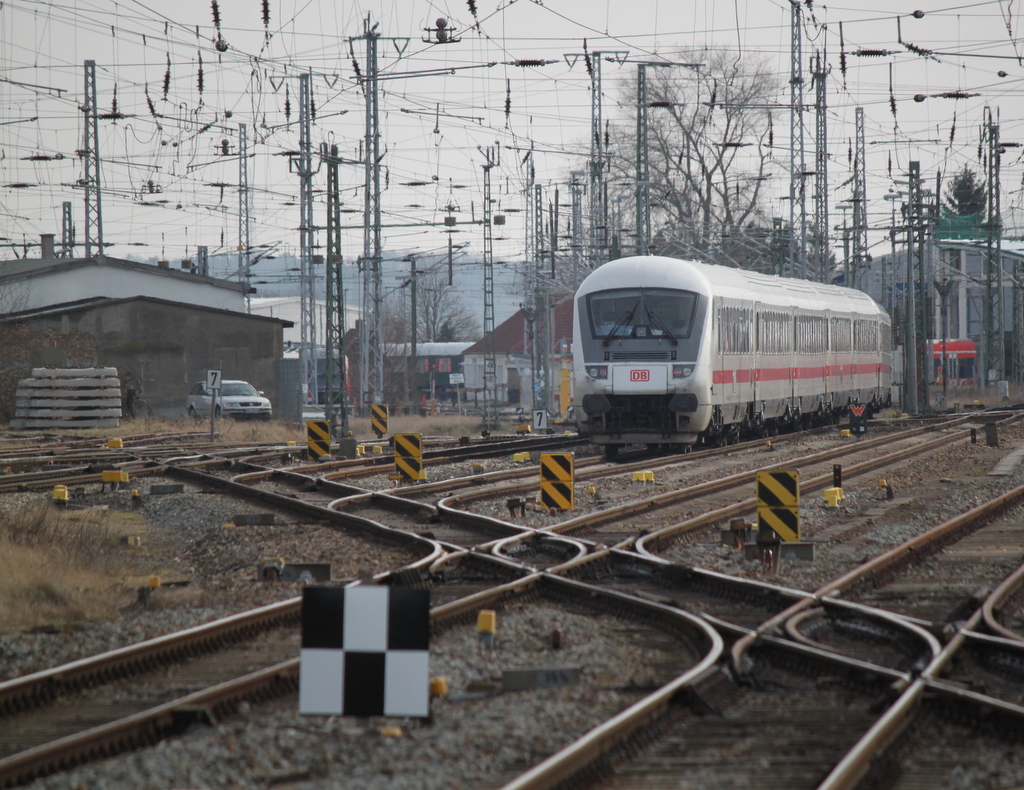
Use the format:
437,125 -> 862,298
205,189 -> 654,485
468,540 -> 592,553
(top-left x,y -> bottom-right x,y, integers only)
19,260 -> 245,312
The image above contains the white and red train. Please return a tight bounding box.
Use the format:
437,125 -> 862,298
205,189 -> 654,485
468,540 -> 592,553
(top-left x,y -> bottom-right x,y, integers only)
571,256 -> 892,456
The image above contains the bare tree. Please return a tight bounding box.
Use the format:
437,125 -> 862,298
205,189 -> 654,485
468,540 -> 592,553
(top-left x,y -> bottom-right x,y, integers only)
610,48 -> 780,267
414,268 -> 479,342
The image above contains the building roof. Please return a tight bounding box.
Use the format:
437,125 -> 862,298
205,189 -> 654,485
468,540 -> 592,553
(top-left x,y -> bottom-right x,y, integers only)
0,294 -> 293,327
388,342 -> 474,357
0,254 -> 246,293
463,295 -> 574,355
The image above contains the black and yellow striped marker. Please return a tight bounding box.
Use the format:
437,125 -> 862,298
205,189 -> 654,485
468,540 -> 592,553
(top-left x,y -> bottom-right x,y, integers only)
540,452 -> 574,510
756,469 -> 799,541
394,432 -> 425,482
371,403 -> 389,438
306,420 -> 331,461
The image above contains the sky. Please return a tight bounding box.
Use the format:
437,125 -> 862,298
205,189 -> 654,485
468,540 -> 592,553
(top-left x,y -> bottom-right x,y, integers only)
2,0 -> 1023,315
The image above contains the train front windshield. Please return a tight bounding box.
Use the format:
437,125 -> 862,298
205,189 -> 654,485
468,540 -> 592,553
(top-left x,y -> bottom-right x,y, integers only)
587,288 -> 698,341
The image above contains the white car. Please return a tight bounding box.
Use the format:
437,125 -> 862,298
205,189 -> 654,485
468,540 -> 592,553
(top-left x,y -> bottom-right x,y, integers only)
187,380 -> 272,420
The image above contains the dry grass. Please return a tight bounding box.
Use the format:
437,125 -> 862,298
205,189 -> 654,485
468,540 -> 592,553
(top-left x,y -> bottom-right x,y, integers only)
0,506 -> 138,631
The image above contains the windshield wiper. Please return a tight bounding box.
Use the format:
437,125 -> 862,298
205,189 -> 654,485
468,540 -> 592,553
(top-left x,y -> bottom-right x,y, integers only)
646,307 -> 678,345
602,307 -> 635,346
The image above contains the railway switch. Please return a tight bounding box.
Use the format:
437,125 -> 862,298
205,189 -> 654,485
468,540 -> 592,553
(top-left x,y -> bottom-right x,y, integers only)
107,437 -> 123,449
512,452 -> 531,463
631,471 -> 655,485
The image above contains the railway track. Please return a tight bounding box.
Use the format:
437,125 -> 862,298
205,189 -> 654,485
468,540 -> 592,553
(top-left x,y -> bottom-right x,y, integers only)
5,412 -> 1024,789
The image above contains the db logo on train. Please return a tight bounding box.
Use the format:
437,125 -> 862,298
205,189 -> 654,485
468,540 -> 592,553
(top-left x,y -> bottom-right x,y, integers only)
630,369 -> 650,382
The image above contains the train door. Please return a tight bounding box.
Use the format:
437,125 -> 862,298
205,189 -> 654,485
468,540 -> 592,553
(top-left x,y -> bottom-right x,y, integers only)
752,303 -> 761,411
824,310 -> 832,403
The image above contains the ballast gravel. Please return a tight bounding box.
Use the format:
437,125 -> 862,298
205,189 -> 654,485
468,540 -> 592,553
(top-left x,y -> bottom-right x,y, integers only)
0,474 -> 421,681
20,600 -> 698,790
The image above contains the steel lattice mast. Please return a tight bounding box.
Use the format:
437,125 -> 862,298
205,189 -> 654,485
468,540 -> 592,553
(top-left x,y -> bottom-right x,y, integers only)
811,53 -> 829,283
852,107 -> 869,289
481,147 -> 498,429
635,64 -> 650,257
82,60 -> 103,258
353,17 -> 385,409
324,143 -> 348,435
237,122 -> 252,311
297,72 -> 317,404
788,3 -> 807,278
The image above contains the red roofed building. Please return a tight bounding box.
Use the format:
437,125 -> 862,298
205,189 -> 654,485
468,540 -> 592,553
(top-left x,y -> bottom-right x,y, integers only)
461,294 -> 575,412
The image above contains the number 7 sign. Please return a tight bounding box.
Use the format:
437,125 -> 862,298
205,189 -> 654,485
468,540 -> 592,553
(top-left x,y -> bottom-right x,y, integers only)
206,369 -> 222,391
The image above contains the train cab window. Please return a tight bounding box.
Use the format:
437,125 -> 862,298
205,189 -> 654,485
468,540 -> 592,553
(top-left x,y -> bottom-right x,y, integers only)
587,288 -> 697,341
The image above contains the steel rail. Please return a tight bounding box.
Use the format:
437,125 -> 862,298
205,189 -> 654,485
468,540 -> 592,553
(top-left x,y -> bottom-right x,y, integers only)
492,420 -> 970,543
815,601 -> 1024,790
982,560 -> 1024,641
730,471 -> 1024,681
0,570 -> 719,789
633,425 -> 967,557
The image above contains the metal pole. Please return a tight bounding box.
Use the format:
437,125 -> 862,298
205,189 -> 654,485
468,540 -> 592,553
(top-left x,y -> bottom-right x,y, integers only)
83,60 -> 103,258
812,52 -> 829,283
904,163 -> 919,413
410,256 -> 417,412
788,2 -> 806,278
853,108 -> 868,290
482,147 -> 498,429
238,123 -> 252,312
356,17 -> 385,410
297,71 -> 317,405
635,64 -> 650,257
324,143 -> 348,435
571,172 -> 584,288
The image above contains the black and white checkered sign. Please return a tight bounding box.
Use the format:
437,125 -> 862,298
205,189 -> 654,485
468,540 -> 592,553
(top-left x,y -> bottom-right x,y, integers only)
299,585 -> 430,717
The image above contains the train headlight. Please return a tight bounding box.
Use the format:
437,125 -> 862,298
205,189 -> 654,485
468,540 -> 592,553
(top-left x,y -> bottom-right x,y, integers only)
672,365 -> 694,379
587,366 -> 608,379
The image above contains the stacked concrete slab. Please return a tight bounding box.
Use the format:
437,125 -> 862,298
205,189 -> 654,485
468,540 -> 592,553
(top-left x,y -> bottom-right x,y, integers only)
11,368 -> 122,429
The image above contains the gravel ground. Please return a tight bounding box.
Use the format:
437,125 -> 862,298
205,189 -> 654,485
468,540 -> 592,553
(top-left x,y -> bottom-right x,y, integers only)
0,474 -> 422,681
20,600 -> 699,790
4,423 -> 1024,790
461,428 -> 924,529
660,421 -> 1024,593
